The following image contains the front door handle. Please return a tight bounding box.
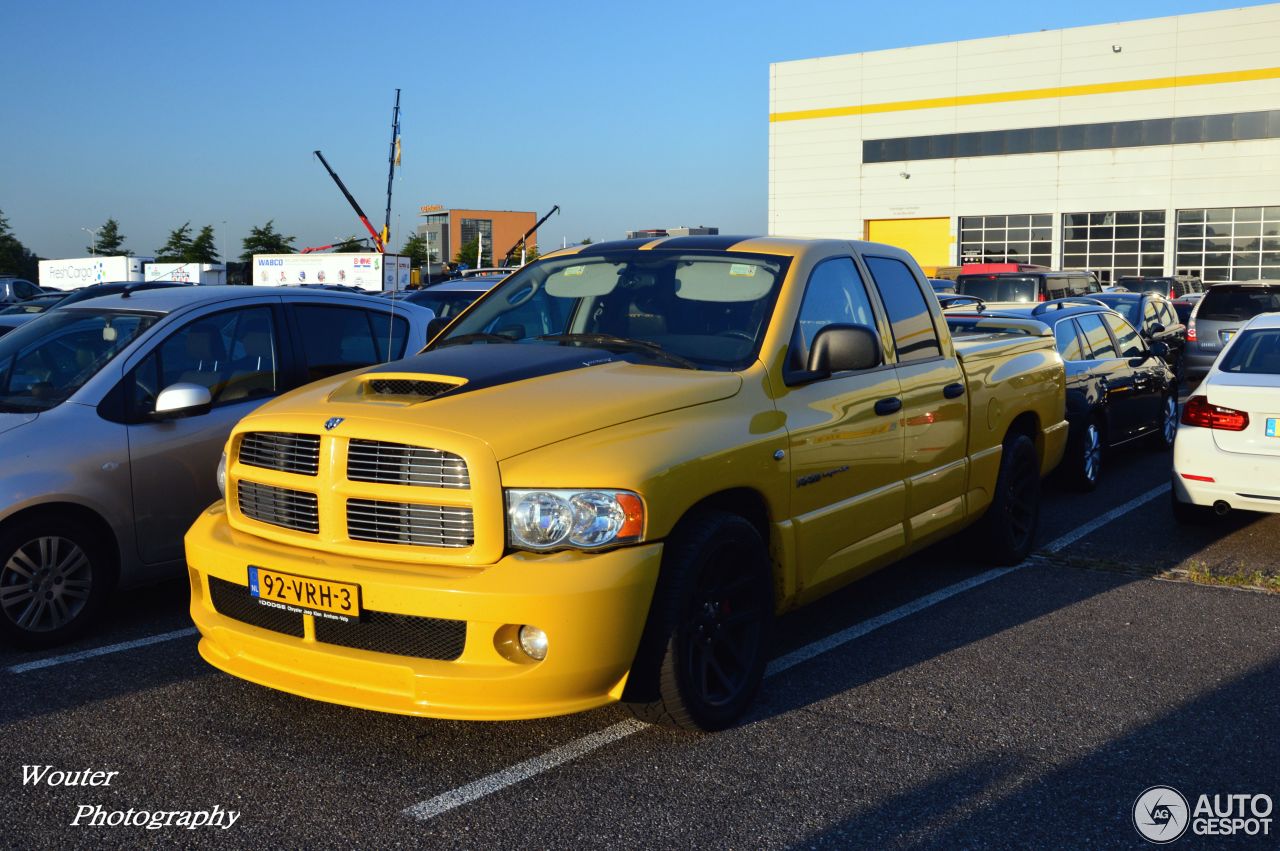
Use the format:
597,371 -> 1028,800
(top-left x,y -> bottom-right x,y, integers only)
943,382 -> 965,399
875,397 -> 902,416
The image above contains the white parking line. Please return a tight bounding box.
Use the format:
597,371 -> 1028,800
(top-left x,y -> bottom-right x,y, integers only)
7,627 -> 198,674
1041,483 -> 1170,554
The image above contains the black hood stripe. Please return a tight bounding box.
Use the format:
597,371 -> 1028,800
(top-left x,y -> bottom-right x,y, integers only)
365,343 -> 630,397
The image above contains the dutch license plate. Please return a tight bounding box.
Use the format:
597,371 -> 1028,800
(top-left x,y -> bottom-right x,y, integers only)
248,566 -> 360,620
1267,418 -> 1278,438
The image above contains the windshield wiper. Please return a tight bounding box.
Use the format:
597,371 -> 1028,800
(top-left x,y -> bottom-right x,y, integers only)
434,332 -> 518,348
536,333 -> 698,369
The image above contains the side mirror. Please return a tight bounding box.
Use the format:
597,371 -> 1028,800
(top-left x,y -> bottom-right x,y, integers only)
426,316 -> 450,340
808,324 -> 883,374
153,383 -> 212,419
1149,323 -> 1165,335
1149,340 -> 1170,359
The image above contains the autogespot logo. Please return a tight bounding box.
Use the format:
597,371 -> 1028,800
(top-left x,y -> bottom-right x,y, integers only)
1134,786 -> 1190,844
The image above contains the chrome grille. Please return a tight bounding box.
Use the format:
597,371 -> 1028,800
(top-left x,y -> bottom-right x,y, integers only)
239,432 -> 320,476
347,440 -> 470,489
238,481 -> 319,533
346,499 -> 474,548
367,378 -> 455,398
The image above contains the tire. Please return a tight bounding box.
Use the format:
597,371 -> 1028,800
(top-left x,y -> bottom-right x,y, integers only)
0,515 -> 113,648
625,511 -> 773,731
1148,393 -> 1178,451
1171,488 -> 1214,525
976,434 -> 1041,566
1062,419 -> 1103,492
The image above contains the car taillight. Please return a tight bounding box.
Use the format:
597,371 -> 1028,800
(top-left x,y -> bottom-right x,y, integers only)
1180,395 -> 1249,431
1037,292 -> 1047,302
1169,287 -> 1176,299
1187,318 -> 1196,341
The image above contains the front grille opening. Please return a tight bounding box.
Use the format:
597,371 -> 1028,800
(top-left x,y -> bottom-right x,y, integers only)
208,576 -> 305,637
346,499 -> 474,548
239,432 -> 320,476
365,378 -> 456,398
315,611 -> 466,660
347,439 -> 470,489
238,480 -> 319,533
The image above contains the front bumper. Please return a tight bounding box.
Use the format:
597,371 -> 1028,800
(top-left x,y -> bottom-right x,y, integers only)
186,504 -> 664,720
1172,427 -> 1280,514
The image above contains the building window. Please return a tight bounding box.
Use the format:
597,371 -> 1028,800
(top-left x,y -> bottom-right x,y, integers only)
1061,210 -> 1165,283
959,214 -> 1052,266
459,218 -> 494,265
1175,207 -> 1280,282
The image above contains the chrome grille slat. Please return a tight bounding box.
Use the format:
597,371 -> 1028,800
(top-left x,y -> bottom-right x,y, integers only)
347,439 -> 470,489
346,499 -> 474,548
238,481 -> 320,533
239,432 -> 320,476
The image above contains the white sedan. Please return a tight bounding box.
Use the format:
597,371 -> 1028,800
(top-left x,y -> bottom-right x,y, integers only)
1172,312 -> 1280,522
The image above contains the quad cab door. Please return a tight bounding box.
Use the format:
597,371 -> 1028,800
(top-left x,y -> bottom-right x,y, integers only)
781,257 -> 906,598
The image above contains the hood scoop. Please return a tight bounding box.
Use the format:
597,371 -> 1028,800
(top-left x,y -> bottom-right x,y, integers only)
329,372 -> 466,406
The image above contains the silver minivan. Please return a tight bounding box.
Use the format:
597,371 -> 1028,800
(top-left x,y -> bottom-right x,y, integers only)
0,286 -> 433,646
1184,281 -> 1280,380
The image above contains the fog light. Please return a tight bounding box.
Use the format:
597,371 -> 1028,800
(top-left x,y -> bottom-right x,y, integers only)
518,625 -> 548,661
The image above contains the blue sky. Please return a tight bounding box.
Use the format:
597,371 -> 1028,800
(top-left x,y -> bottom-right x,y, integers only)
1,0 -> 1265,260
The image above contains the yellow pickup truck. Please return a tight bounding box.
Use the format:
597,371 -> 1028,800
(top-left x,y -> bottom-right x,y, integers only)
185,236 -> 1067,730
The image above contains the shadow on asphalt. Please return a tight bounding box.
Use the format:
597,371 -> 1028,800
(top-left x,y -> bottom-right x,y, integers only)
794,655 -> 1280,849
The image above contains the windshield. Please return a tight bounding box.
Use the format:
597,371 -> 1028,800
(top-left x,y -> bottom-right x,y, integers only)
433,249 -> 791,370
1219,329 -> 1280,374
0,310 -> 158,412
408,289 -> 486,320
956,275 -> 1038,303
1197,285 -> 1280,321
1094,296 -> 1141,325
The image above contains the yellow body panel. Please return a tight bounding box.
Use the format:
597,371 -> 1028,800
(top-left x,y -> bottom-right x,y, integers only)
185,236 -> 1068,720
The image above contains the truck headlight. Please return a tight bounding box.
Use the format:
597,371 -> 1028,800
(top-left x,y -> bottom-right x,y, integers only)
506,489 -> 644,551
216,451 -> 227,498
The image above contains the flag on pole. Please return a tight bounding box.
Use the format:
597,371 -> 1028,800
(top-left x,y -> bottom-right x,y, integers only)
393,136 -> 402,166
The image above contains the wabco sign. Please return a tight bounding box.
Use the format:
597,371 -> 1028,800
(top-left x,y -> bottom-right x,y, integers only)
252,253 -> 410,291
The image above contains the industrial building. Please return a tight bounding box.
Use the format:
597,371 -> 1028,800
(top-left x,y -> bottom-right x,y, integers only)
768,4 -> 1280,282
624,226 -> 720,239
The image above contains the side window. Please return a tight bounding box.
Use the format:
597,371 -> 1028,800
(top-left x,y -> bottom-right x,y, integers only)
1076,313 -> 1118,360
1143,300 -> 1161,330
864,256 -> 943,363
367,311 -> 411,360
1103,313 -> 1145,358
1085,276 -> 1102,294
294,305 -> 382,379
1159,303 -> 1178,327
15,281 -> 40,299
1044,277 -> 1067,300
1054,319 -> 1085,361
130,307 -> 279,415
789,257 -> 877,371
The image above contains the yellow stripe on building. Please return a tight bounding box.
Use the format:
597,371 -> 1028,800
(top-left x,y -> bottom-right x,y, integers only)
769,66 -> 1280,123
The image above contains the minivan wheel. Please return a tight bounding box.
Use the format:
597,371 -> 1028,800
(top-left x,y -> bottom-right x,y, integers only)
626,512 -> 772,731
1149,394 -> 1178,451
0,517 -> 112,648
976,434 -> 1041,566
1064,420 -> 1103,492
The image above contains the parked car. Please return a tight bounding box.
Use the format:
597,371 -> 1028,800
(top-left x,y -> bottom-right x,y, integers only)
947,297 -> 1177,490
1170,293 -> 1204,325
186,236 -> 1068,730
928,278 -> 957,295
0,293 -> 65,315
0,281 -> 188,338
0,277 -> 42,305
1173,312 -> 1280,522
1183,281 -> 1280,381
1093,292 -> 1186,378
384,277 -> 498,325
1116,274 -> 1204,299
954,270 -> 1101,307
0,286 -> 434,647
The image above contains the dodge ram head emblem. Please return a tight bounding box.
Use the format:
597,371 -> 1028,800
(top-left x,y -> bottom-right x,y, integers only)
324,417 -> 345,431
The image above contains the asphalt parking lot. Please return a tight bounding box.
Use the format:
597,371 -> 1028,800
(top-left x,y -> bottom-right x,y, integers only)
4,444 -> 1279,850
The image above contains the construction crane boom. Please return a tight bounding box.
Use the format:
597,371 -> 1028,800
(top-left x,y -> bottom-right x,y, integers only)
383,89 -> 401,249
501,205 -> 560,265
313,150 -> 385,253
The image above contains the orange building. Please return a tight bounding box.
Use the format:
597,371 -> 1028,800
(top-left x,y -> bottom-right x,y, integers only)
416,206 -> 537,268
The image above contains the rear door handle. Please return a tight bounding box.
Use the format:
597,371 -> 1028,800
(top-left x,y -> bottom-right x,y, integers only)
943,382 -> 965,399
875,397 -> 902,416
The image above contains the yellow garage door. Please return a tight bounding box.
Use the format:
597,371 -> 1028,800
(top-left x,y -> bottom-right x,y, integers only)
865,218 -> 950,271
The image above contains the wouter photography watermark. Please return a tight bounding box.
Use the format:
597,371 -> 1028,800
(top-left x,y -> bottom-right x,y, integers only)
21,765 -> 241,830
1133,785 -> 1273,843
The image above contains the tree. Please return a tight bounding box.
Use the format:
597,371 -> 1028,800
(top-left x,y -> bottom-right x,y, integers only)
0,209 -> 41,280
580,237 -> 594,245
453,238 -> 492,268
156,222 -> 193,262
91,218 -> 129,256
187,225 -> 220,263
400,233 -> 432,268
329,236 -> 367,253
240,220 -> 296,261
503,242 -> 540,266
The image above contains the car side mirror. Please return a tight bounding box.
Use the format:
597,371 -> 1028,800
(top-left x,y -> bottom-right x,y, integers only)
808,324 -> 882,375
427,316 -> 450,340
1149,323 -> 1165,335
1149,340 -> 1170,359
153,383 -> 212,419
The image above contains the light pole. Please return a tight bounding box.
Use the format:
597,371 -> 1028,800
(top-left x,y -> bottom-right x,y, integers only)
221,220 -> 227,265
81,227 -> 100,255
